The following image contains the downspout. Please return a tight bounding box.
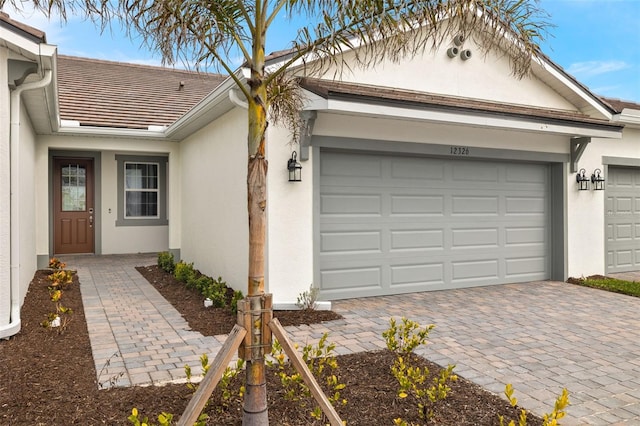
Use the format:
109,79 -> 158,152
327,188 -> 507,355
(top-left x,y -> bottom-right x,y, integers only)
0,68 -> 53,339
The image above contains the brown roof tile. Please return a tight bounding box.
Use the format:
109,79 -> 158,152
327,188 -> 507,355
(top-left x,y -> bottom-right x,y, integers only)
299,78 -> 622,131
0,11 -> 46,43
57,55 -> 226,129
601,97 -> 640,113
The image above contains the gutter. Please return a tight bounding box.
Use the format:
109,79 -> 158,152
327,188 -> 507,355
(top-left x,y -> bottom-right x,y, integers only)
0,68 -> 53,339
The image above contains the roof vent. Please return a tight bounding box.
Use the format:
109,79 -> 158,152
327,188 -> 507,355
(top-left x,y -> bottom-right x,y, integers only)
178,81 -> 185,90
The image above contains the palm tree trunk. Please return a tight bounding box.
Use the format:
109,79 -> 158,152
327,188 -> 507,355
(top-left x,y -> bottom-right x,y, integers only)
243,39 -> 270,421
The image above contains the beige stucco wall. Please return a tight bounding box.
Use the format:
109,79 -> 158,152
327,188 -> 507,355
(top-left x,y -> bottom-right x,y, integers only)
35,135 -> 178,258
178,107 -> 248,293
18,102 -> 38,302
266,124 -> 315,304
317,34 -> 577,112
567,126 -> 640,277
0,47 -> 10,324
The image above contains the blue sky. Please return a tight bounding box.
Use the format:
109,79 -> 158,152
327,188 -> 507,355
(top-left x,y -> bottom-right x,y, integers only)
5,0 -> 640,102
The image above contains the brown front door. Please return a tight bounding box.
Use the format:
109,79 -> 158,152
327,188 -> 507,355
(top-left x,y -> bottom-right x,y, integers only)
53,158 -> 95,254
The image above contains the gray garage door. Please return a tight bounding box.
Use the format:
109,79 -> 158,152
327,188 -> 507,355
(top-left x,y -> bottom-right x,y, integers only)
606,167 -> 640,273
318,151 -> 550,300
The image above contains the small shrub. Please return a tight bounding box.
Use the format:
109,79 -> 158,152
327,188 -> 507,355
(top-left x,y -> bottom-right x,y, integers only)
48,270 -> 73,289
48,257 -> 66,270
231,290 -> 244,314
296,284 -> 319,310
128,408 -> 173,426
187,274 -> 211,292
173,261 -> 195,283
202,280 -> 226,308
385,317 -> 457,423
383,317 -> 434,356
157,251 -> 175,274
499,384 -> 570,426
269,333 -> 347,421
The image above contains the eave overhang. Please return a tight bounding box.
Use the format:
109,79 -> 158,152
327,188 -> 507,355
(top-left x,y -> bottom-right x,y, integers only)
300,79 -> 623,140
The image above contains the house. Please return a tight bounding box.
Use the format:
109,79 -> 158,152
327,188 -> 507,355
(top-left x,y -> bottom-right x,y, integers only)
1,11 -> 639,338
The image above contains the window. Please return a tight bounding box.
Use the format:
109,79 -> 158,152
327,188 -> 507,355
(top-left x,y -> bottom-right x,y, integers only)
61,164 -> 87,211
116,155 -> 168,226
125,162 -> 159,218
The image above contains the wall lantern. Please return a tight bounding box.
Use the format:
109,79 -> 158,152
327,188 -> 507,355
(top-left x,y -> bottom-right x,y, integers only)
591,168 -> 605,190
576,168 -> 589,190
287,151 -> 302,182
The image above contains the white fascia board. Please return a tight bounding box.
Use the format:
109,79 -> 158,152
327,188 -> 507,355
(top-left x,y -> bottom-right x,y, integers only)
612,109 -> 640,128
326,98 -> 622,139
532,56 -> 613,120
56,125 -> 170,140
0,27 -> 56,61
166,70 -> 245,140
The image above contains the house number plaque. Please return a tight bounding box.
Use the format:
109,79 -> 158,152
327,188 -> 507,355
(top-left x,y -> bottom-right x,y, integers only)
450,146 -> 470,155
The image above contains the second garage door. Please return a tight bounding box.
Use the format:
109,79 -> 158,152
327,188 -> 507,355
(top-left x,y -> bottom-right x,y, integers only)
606,167 -> 640,273
318,151 -> 550,300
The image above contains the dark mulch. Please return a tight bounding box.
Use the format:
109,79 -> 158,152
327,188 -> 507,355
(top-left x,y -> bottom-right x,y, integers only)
0,267 -> 543,425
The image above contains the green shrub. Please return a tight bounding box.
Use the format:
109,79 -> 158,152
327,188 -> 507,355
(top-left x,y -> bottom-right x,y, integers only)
173,261 -> 195,283
384,317 -> 457,423
203,280 -> 226,308
499,384 -> 570,426
269,333 -> 347,421
231,290 -> 244,314
157,251 -> 175,274
296,284 -> 319,310
187,274 -> 211,292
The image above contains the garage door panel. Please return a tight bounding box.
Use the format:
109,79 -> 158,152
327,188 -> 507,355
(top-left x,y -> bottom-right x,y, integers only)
320,152 -> 383,179
391,195 -> 445,215
390,263 -> 445,287
505,227 -> 546,246
320,194 -> 382,215
505,257 -> 547,278
451,228 -> 499,249
452,260 -> 499,282
319,151 -> 549,299
391,158 -> 445,181
506,196 -> 546,215
320,231 -> 382,254
506,164 -> 547,184
452,196 -> 499,215
606,167 -> 640,273
390,229 -> 444,251
320,267 -> 382,291
452,163 -> 499,183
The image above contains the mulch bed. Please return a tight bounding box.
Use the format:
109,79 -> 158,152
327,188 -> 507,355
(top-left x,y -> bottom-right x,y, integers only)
0,266 -> 543,425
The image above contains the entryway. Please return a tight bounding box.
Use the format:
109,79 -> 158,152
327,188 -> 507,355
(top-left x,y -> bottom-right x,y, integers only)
53,157 -> 95,254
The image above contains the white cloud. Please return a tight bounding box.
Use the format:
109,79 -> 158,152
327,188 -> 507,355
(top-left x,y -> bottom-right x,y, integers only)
567,61 -> 630,78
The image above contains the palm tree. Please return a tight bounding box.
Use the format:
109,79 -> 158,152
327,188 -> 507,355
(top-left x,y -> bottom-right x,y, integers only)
4,0 -> 550,423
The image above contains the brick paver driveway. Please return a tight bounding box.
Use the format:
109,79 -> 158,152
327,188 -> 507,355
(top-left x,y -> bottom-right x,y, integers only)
331,281 -> 640,425
66,254 -> 640,425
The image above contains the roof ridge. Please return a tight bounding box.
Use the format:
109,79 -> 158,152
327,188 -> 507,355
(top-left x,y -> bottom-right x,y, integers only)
58,54 -> 224,77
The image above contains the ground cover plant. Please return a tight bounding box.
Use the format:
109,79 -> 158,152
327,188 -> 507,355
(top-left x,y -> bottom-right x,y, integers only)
567,275 -> 640,297
0,265 -> 551,425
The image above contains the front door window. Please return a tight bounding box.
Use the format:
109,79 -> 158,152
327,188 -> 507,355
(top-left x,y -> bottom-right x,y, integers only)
61,164 -> 87,211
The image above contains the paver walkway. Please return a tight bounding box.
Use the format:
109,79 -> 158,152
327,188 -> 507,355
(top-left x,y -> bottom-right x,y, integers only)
64,254 -> 640,425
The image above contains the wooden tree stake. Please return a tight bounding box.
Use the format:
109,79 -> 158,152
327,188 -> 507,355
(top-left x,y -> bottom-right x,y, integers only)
177,324 -> 246,426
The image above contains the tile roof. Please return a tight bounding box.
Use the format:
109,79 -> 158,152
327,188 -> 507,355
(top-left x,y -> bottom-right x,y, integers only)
299,78 -> 622,130
57,55 -> 226,130
601,97 -> 640,113
0,12 -> 46,43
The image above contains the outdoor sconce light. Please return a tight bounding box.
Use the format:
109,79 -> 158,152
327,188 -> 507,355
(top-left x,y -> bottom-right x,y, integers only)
576,168 -> 589,190
287,151 -> 302,182
591,168 -> 605,190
